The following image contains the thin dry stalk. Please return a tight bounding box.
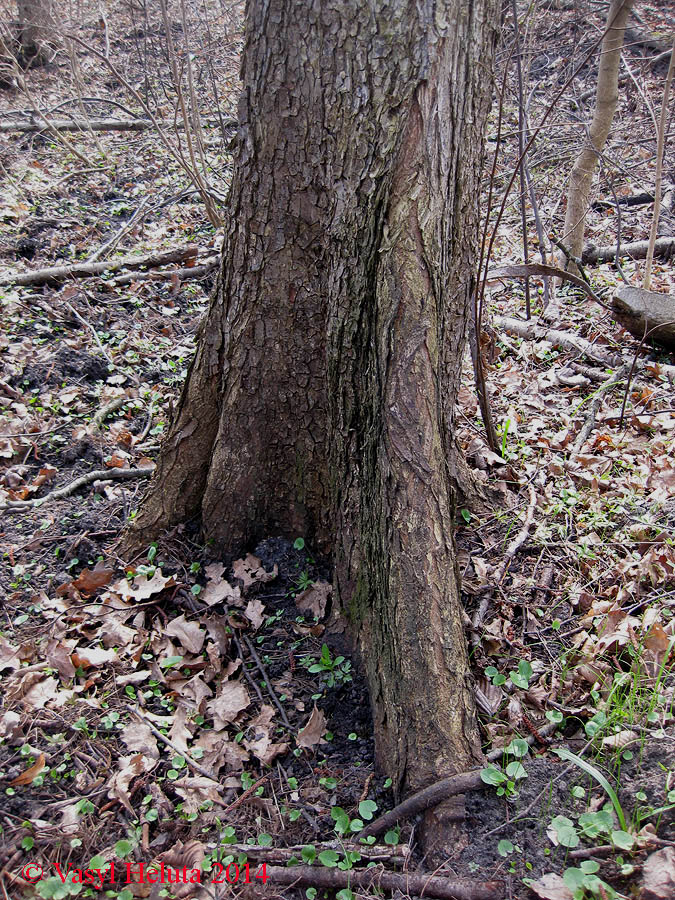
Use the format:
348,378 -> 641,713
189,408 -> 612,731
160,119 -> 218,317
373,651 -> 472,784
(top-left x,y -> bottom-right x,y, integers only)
644,35 -> 675,289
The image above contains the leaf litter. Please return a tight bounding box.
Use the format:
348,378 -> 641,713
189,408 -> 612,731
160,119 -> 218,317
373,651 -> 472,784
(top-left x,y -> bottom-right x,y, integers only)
0,0 -> 673,897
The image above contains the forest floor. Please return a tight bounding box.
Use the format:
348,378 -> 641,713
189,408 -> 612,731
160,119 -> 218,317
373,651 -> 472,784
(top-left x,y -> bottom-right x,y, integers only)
0,2 -> 674,900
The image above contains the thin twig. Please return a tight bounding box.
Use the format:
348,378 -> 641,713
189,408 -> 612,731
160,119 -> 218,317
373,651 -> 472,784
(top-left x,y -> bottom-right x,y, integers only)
472,485 -> 538,645
242,634 -> 293,729
62,299 -> 113,367
231,633 -> 264,703
571,365 -> 628,456
124,704 -> 216,781
644,35 -> 675,289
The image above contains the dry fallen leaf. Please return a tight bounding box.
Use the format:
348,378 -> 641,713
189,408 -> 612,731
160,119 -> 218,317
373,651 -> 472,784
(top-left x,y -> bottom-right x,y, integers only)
71,646 -> 119,669
164,614 -> 206,654
243,704 -> 289,765
173,776 -> 224,814
168,704 -> 193,753
244,598 -> 266,630
527,873 -> 573,900
296,704 -> 326,749
207,682 -> 251,729
642,846 -> 675,900
295,581 -> 331,619
0,635 -> 20,671
121,721 -> 159,759
232,553 -> 278,590
201,565 -> 243,608
112,569 -> 174,602
71,562 -> 114,596
193,730 -> 249,773
108,753 -> 157,814
58,802 -> 81,836
10,752 -> 46,786
0,710 -> 22,740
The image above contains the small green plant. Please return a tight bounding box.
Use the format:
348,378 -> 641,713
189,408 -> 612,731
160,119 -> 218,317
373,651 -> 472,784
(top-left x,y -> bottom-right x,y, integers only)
509,659 -> 533,689
294,570 -> 313,592
480,761 -> 527,799
302,644 -> 352,688
561,860 -> 617,899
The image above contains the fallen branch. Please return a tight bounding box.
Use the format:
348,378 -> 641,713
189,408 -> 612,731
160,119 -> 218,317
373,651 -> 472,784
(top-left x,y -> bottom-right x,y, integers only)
592,190 -> 655,210
1,467 -> 153,511
92,396 -> 129,429
495,315 -> 675,379
570,365 -> 628,456
488,263 -> 608,307
221,842 -> 410,864
108,255 -> 219,287
265,864 -> 503,900
242,634 -> 292,729
0,116 -> 151,134
581,237 -> 675,265
0,246 -> 201,287
493,316 -> 621,367
358,771 -> 484,841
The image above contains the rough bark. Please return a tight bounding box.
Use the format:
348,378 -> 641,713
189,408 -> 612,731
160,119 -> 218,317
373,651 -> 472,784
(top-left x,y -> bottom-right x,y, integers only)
17,0 -> 58,64
558,0 -> 634,271
125,0 -> 496,806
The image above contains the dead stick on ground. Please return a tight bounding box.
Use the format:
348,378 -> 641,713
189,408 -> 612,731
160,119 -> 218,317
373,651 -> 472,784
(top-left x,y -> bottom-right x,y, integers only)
472,484 -> 537,645
1,467 -> 152,511
570,365 -> 628,456
494,316 -> 621,367
108,256 -> 220,287
0,117 -> 151,134
231,633 -> 265,703
495,315 -> 675,379
242,634 -> 293,729
62,299 -> 114,368
222,773 -> 270,813
221,841 -> 410,863
265,864 -> 503,900
124,705 -> 216,781
93,396 -> 129,430
0,246 -> 201,287
488,262 -> 609,308
581,237 -> 674,265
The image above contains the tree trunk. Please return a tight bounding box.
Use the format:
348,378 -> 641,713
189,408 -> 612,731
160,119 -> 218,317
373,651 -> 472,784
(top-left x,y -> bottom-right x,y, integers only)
558,0 -> 634,272
124,0 -> 496,811
18,0 -> 57,65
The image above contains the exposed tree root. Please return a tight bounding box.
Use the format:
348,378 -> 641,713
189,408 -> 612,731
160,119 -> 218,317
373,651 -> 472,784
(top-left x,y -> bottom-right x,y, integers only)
358,771 -> 484,840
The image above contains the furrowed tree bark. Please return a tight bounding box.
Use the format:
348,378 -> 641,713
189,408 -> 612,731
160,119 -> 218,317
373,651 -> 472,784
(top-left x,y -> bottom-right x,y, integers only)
557,0 -> 634,273
123,0 -> 496,838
